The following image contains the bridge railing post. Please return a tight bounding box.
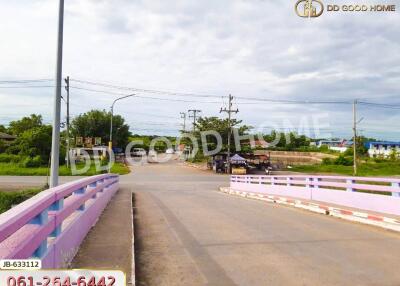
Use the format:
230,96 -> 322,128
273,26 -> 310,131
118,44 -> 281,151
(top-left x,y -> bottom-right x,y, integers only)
88,181 -> 97,199
391,182 -> 400,197
346,179 -> 355,192
98,178 -> 105,192
75,187 -> 86,210
314,177 -> 320,189
306,177 -> 313,188
49,198 -> 64,237
287,177 -> 291,187
30,208 -> 49,258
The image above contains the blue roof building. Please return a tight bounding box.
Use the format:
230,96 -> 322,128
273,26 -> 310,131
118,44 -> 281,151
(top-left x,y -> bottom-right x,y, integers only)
365,141 -> 400,157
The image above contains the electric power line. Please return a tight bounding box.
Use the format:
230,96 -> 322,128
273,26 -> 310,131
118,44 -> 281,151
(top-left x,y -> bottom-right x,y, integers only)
0,79 -> 53,84
71,78 -> 220,99
0,85 -> 56,89
358,101 -> 400,110
69,86 -> 222,104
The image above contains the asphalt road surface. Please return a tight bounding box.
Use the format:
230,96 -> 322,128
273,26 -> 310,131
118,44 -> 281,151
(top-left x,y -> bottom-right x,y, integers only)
128,159 -> 400,286
0,176 -> 85,189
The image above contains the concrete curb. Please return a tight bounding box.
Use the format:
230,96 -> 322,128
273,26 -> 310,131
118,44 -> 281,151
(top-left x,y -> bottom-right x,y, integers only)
182,162 -> 209,171
130,192 -> 135,286
219,187 -> 400,233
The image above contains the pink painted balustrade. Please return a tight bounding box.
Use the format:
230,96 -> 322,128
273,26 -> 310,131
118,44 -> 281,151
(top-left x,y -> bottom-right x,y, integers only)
0,174 -> 119,268
231,175 -> 400,216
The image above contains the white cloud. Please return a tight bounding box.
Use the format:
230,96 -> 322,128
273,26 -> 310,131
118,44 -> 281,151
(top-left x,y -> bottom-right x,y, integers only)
0,0 -> 399,139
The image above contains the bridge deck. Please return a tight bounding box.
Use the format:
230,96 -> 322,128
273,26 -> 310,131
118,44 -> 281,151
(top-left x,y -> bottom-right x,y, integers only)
71,186 -> 133,282
132,160 -> 400,286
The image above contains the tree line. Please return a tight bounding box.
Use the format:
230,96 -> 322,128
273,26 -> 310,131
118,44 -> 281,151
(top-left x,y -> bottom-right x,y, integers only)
0,110 -> 130,167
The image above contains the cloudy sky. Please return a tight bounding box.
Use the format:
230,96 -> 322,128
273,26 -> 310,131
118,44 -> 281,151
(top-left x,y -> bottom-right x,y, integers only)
0,0 -> 399,139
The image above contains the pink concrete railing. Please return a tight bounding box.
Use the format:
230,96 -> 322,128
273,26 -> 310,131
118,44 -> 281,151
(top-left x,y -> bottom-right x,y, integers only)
231,175 -> 400,216
0,174 -> 119,268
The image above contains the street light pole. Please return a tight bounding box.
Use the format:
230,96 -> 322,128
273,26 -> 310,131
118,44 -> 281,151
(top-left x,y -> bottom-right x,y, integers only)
353,99 -> 357,176
109,94 -> 136,172
64,76 -> 70,168
50,0 -> 64,188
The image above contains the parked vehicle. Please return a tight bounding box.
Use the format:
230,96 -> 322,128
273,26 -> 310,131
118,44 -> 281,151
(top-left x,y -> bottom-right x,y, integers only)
132,148 -> 146,157
165,148 -> 175,154
147,150 -> 158,163
265,166 -> 273,175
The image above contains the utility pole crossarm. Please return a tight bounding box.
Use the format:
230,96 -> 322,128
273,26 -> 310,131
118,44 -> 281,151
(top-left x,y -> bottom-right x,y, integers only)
180,112 -> 187,132
188,109 -> 201,132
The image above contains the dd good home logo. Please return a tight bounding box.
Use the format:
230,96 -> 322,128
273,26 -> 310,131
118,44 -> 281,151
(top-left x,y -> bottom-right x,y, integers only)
295,0 -> 396,17
295,0 -> 324,18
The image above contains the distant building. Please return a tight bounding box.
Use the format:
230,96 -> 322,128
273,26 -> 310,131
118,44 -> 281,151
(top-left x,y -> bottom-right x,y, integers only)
253,139 -> 271,149
0,132 -> 16,142
317,139 -> 350,153
365,141 -> 400,158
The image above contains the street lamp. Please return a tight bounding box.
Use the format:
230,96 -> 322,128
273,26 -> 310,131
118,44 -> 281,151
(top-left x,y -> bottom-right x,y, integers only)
109,94 -> 136,172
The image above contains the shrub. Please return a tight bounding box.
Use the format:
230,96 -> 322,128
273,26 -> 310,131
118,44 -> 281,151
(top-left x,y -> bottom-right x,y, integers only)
322,158 -> 332,165
319,145 -> 329,152
344,148 -> 353,157
389,149 -> 399,161
0,153 -> 21,163
0,188 -> 42,214
20,156 -> 42,168
373,157 -> 386,163
334,155 -> 353,166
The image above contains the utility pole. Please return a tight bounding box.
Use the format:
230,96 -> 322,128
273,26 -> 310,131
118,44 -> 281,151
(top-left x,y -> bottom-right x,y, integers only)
220,94 -> 239,174
50,0 -> 64,188
64,76 -> 70,168
188,109 -> 201,132
180,112 -> 186,132
353,99 -> 357,176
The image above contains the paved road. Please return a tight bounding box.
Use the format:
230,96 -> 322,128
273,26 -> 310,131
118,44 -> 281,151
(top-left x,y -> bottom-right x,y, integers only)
130,160 -> 400,286
0,176 -> 85,189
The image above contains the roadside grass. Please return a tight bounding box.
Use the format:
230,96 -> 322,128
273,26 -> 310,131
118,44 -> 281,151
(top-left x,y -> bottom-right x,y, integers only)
0,162 -> 130,176
0,188 -> 43,214
290,162 -> 400,177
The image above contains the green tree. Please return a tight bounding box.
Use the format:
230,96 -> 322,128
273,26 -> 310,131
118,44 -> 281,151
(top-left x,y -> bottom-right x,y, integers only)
0,125 -> 7,133
188,116 -> 250,153
0,140 -> 6,153
263,131 -> 310,150
7,125 -> 53,163
8,114 -> 43,135
71,110 -> 131,148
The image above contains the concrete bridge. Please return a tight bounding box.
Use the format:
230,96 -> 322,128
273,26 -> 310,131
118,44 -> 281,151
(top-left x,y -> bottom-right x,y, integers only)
1,160 -> 400,285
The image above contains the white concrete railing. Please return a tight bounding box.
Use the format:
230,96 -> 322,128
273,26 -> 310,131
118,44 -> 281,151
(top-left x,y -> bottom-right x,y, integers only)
231,175 -> 400,216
